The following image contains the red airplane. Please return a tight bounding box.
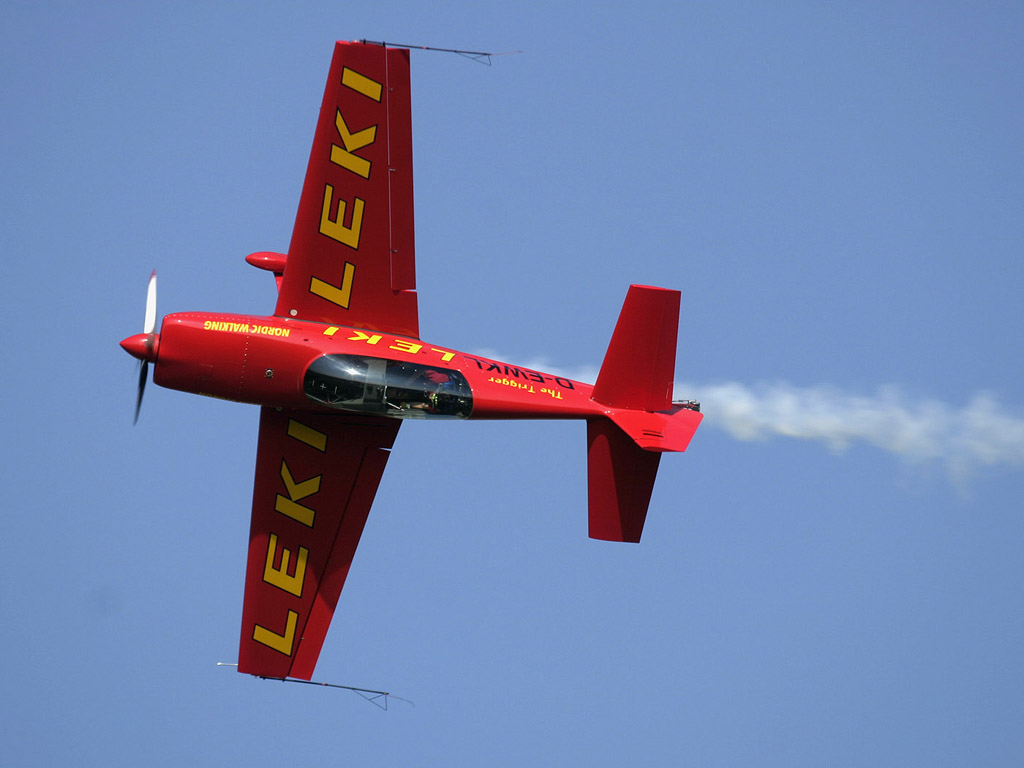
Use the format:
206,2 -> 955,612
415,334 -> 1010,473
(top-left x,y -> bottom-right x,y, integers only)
121,40 -> 702,682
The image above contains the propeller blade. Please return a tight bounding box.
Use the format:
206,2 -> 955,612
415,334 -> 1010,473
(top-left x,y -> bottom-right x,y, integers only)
130,269 -> 158,424
144,270 -> 157,335
134,360 -> 148,425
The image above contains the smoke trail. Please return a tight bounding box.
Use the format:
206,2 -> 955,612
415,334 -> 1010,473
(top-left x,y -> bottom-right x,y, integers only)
474,351 -> 1024,478
677,381 -> 1024,479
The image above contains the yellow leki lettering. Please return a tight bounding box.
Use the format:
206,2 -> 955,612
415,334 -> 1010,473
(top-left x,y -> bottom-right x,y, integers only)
390,339 -> 423,355
319,184 -> 364,248
330,110 -> 375,179
287,418 -> 327,452
253,610 -> 299,655
430,348 -> 456,362
263,533 -> 309,597
348,330 -> 383,345
310,262 -> 357,309
341,67 -> 382,101
274,460 -> 321,527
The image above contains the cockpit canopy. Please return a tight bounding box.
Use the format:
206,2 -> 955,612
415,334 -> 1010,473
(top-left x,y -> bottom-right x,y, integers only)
304,354 -> 472,419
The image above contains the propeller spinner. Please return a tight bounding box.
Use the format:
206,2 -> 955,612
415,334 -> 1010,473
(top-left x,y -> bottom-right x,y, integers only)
120,270 -> 159,423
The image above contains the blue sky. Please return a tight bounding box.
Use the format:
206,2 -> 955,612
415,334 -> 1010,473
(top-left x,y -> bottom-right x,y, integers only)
3,2 -> 1023,765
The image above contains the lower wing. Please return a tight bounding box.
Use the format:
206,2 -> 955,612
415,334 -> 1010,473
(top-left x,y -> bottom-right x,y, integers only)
237,407 -> 400,680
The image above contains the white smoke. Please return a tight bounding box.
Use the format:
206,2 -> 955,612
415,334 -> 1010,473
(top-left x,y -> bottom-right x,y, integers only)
475,351 -> 1024,479
677,381 -> 1024,480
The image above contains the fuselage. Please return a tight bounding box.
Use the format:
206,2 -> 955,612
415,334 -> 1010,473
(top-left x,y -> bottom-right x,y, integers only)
146,311 -> 602,421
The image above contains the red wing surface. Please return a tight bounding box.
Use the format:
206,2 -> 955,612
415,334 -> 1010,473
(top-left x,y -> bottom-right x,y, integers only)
275,41 -> 418,338
238,407 -> 400,680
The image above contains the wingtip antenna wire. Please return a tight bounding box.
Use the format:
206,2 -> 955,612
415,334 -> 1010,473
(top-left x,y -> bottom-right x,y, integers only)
261,674 -> 412,710
217,662 -> 407,709
357,39 -> 522,66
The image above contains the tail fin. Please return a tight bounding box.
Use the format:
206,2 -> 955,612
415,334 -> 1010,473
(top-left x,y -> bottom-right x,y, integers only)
587,285 -> 702,542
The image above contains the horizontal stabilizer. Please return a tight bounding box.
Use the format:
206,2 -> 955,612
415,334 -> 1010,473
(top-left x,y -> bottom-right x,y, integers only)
587,418 -> 661,543
592,285 -> 680,412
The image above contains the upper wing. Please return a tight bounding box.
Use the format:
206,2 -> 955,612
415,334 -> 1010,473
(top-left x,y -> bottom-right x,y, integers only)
237,406 -> 400,680
275,41 -> 418,338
